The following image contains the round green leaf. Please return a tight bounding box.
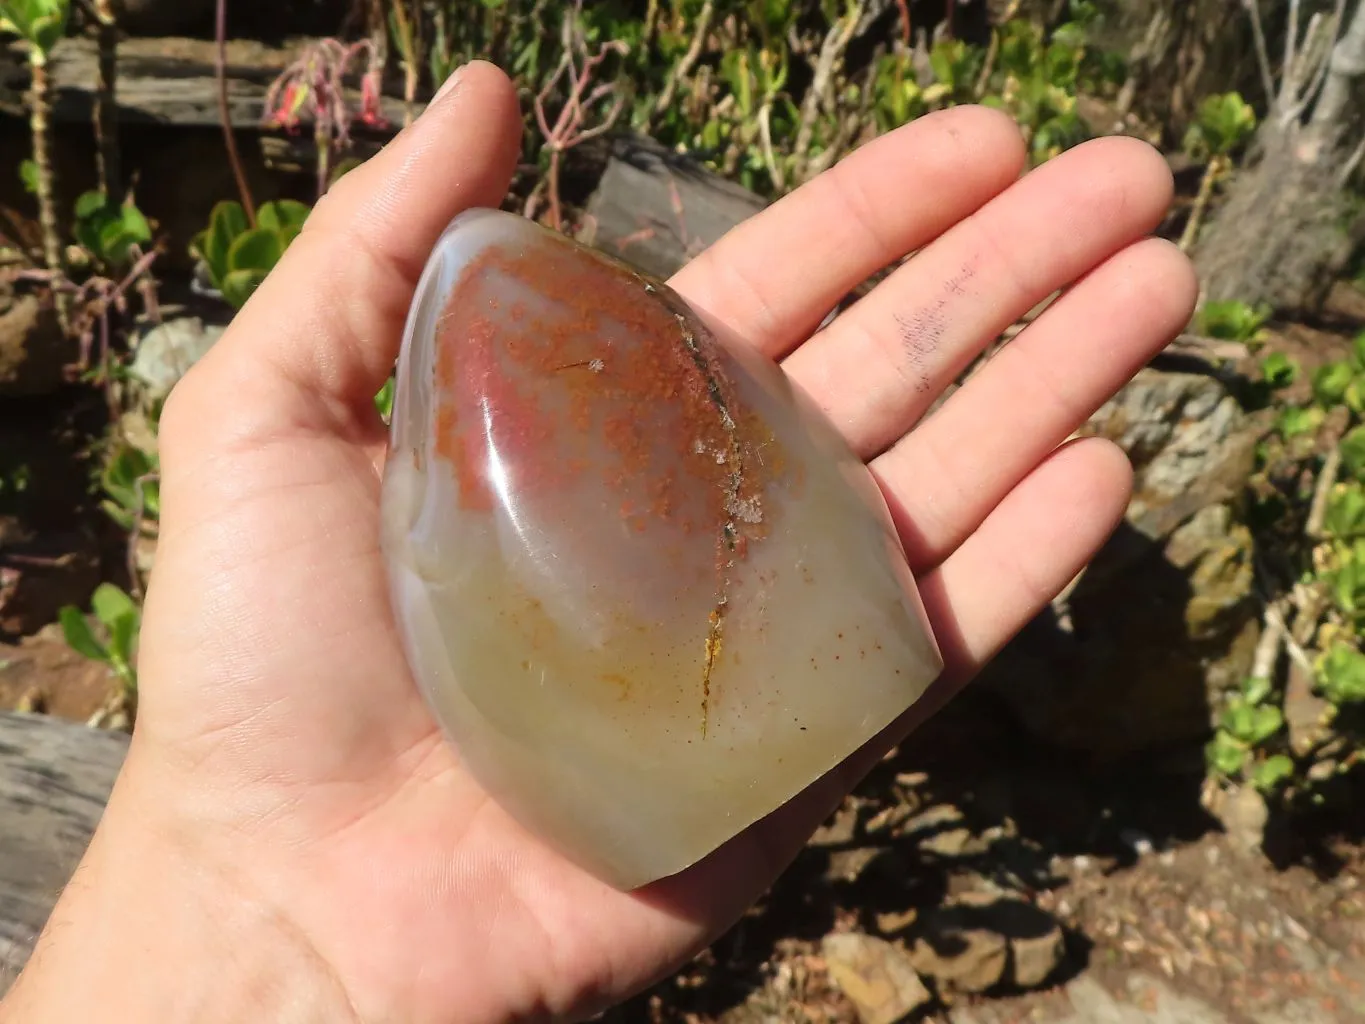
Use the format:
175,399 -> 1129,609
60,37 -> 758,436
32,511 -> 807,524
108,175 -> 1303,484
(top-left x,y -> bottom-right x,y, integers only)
226,228 -> 284,274
1207,731 -> 1248,777
257,199 -> 311,234
1252,755 -> 1294,793
1312,361 -> 1354,405
91,582 -> 136,627
220,267 -> 268,309
58,605 -> 108,663
73,189 -> 107,220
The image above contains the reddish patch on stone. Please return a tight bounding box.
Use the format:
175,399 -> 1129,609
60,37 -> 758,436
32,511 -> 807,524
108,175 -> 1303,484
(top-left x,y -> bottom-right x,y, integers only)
429,231 -> 784,552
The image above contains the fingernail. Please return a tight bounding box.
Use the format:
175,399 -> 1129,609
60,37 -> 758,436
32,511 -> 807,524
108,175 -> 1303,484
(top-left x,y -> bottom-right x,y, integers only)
431,64 -> 467,106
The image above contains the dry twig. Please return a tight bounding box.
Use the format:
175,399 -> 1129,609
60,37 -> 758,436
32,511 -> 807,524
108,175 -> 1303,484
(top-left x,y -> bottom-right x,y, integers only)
1306,446 -> 1342,540
528,2 -> 629,232
651,0 -> 714,123
216,0 -> 255,224
792,1 -> 864,180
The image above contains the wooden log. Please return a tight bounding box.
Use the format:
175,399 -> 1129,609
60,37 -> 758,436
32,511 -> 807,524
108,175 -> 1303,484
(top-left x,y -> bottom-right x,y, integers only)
0,35 -> 420,131
579,134 -> 768,281
0,712 -> 127,993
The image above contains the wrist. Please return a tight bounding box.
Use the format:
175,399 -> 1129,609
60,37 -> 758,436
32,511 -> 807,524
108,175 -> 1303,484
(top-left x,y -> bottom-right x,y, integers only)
0,755 -> 358,1024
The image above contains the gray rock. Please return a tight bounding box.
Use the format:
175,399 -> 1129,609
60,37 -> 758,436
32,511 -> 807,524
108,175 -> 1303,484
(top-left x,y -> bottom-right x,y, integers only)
1206,783 -> 1270,851
910,927 -> 1007,995
1011,924 -> 1065,989
1092,369 -> 1258,543
977,368 -> 1265,757
821,932 -> 932,1024
580,134 -> 767,281
129,317 -> 226,399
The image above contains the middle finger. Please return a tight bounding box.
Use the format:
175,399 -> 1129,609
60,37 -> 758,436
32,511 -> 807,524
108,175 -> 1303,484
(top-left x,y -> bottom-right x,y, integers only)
781,135 -> 1175,458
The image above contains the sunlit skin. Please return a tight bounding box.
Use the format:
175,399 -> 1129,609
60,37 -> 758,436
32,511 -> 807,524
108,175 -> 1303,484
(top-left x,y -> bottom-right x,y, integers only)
0,63 -> 1196,1023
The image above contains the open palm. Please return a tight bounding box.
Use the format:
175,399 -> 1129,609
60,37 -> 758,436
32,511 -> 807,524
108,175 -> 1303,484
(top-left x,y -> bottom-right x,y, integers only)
22,64 -> 1195,1023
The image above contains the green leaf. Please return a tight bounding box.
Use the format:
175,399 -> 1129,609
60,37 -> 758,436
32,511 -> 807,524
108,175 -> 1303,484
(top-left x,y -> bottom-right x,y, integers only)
1221,698 -> 1283,745
257,199 -> 311,235
1343,426 -> 1365,481
1252,754 -> 1295,793
73,189 -> 106,220
1242,674 -> 1273,705
1260,352 -> 1297,389
277,225 -> 302,253
96,223 -> 140,266
58,605 -> 108,663
1319,642 -> 1365,704
201,200 -> 248,282
18,158 -> 38,194
1206,730 -> 1248,777
226,227 -> 284,274
929,38 -> 968,91
90,582 -> 137,630
209,199 -> 249,243
1197,299 -> 1270,344
1193,92 -> 1256,155
1351,331 -> 1365,373
219,268 -> 268,309
28,10 -> 65,54
374,375 -> 395,419
98,498 -> 134,530
1277,404 -> 1323,438
1312,361 -> 1354,405
1325,483 -> 1365,538
114,202 -> 151,244
106,604 -> 137,665
0,0 -> 70,55
102,443 -> 153,493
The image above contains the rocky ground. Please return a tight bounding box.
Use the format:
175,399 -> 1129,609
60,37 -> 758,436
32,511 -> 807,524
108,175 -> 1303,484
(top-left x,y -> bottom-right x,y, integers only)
602,689 -> 1365,1024
4,289 -> 1365,1024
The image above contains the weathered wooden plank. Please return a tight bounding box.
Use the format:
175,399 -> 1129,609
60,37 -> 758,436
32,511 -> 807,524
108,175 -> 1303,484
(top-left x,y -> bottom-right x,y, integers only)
0,35 -> 420,130
580,134 -> 768,281
0,712 -> 127,992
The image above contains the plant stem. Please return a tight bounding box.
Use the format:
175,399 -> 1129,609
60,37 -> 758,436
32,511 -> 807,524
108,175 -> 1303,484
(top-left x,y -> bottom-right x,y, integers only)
29,53 -> 71,334
92,0 -> 121,200
650,0 -> 714,123
389,0 -> 418,126
316,119 -> 331,199
1241,0 -> 1278,109
215,0 -> 256,226
547,150 -> 562,232
1180,154 -> 1227,252
793,2 -> 863,182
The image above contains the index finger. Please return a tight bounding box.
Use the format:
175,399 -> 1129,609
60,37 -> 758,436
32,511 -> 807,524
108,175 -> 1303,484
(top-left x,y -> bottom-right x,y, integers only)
669,105 -> 1026,359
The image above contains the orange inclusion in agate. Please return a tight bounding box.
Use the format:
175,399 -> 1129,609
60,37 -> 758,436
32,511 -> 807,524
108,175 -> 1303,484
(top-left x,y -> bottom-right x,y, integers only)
429,230 -> 783,559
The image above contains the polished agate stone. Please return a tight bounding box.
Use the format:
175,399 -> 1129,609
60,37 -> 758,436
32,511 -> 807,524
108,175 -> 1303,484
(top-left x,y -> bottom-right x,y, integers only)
380,208 -> 943,890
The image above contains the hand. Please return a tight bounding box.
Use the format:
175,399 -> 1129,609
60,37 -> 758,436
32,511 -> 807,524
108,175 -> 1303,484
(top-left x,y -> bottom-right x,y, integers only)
1,63 -> 1195,1023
